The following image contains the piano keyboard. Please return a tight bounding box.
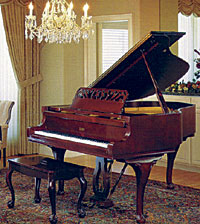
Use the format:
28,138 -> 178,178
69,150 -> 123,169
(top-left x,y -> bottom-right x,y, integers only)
34,131 -> 109,148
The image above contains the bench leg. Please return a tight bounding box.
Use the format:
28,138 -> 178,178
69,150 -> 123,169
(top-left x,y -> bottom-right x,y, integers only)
6,168 -> 15,208
77,169 -> 87,218
48,179 -> 58,224
34,178 -> 41,203
3,148 -> 6,167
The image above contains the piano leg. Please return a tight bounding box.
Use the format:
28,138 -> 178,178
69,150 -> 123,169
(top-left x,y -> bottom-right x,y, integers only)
166,145 -> 179,189
91,157 -> 114,207
51,147 -> 66,195
129,161 -> 156,224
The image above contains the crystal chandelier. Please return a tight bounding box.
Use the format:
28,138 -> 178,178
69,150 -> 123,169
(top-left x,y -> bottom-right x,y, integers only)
25,0 -> 93,44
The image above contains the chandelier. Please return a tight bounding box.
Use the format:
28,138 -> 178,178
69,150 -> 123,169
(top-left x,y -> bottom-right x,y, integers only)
25,0 -> 93,44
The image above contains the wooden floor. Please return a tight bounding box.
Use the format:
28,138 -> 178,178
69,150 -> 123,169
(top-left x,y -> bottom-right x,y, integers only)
64,154 -> 200,189
2,154 -> 200,190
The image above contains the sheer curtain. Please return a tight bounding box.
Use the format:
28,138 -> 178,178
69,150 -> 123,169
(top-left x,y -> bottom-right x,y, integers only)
178,13 -> 200,82
0,6 -> 18,155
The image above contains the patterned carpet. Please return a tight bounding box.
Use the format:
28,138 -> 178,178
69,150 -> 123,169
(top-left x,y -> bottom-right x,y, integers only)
0,167 -> 199,224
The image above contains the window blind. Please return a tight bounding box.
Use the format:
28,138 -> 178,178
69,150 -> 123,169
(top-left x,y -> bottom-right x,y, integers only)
101,22 -> 128,72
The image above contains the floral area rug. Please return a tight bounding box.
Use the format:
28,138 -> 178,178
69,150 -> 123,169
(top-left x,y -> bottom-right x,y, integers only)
0,167 -> 199,224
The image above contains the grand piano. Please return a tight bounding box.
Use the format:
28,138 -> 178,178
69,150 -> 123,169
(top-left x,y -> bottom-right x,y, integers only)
27,31 -> 196,223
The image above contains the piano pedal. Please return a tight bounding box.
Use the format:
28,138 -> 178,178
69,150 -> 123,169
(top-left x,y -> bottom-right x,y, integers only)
77,195 -> 114,211
89,196 -> 114,208
57,190 -> 65,195
82,200 -> 96,208
97,199 -> 114,208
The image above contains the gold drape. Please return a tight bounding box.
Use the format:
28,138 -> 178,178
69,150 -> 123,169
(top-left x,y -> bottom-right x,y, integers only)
0,0 -> 29,6
0,0 -> 42,155
178,0 -> 200,16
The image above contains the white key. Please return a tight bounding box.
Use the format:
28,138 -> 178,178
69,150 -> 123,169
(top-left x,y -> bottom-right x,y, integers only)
34,131 -> 109,148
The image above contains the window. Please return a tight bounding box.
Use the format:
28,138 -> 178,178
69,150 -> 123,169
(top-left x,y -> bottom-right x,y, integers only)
84,14 -> 133,86
178,13 -> 200,83
0,7 -> 18,153
100,21 -> 129,73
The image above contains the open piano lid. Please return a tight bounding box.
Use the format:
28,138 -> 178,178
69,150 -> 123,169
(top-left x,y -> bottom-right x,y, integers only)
89,31 -> 189,100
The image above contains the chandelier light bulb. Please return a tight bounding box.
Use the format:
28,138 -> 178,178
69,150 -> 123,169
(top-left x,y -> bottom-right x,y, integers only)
45,1 -> 50,12
69,2 -> 73,9
29,2 -> 34,16
83,3 -> 89,17
25,0 -> 93,44
68,2 -> 73,16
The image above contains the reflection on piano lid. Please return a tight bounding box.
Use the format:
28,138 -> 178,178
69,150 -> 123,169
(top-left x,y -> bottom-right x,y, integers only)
34,130 -> 110,148
90,31 -> 189,101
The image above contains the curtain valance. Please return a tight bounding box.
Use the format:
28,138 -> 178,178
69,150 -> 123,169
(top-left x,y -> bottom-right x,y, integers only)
0,0 -> 29,6
179,0 -> 200,17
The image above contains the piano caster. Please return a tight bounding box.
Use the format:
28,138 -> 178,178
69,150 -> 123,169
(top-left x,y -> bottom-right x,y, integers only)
78,208 -> 86,218
167,183 -> 175,190
34,197 -> 41,203
136,214 -> 146,224
7,200 -> 14,209
49,214 -> 58,224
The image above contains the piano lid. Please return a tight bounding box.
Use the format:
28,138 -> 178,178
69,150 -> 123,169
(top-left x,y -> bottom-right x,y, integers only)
89,31 -> 189,100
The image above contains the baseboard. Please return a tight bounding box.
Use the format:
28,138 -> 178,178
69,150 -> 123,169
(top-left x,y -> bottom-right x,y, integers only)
156,159 -> 200,173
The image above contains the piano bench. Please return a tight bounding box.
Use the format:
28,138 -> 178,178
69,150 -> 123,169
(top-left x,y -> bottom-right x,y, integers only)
6,156 -> 87,224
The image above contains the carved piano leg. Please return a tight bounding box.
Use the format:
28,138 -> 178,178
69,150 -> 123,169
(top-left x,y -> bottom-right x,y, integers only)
91,157 -> 113,207
51,147 -> 66,195
6,168 -> 15,208
34,177 -> 41,203
129,161 -> 156,224
166,145 -> 179,189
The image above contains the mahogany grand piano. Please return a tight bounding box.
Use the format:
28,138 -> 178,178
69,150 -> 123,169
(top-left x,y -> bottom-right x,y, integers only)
27,31 -> 196,223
